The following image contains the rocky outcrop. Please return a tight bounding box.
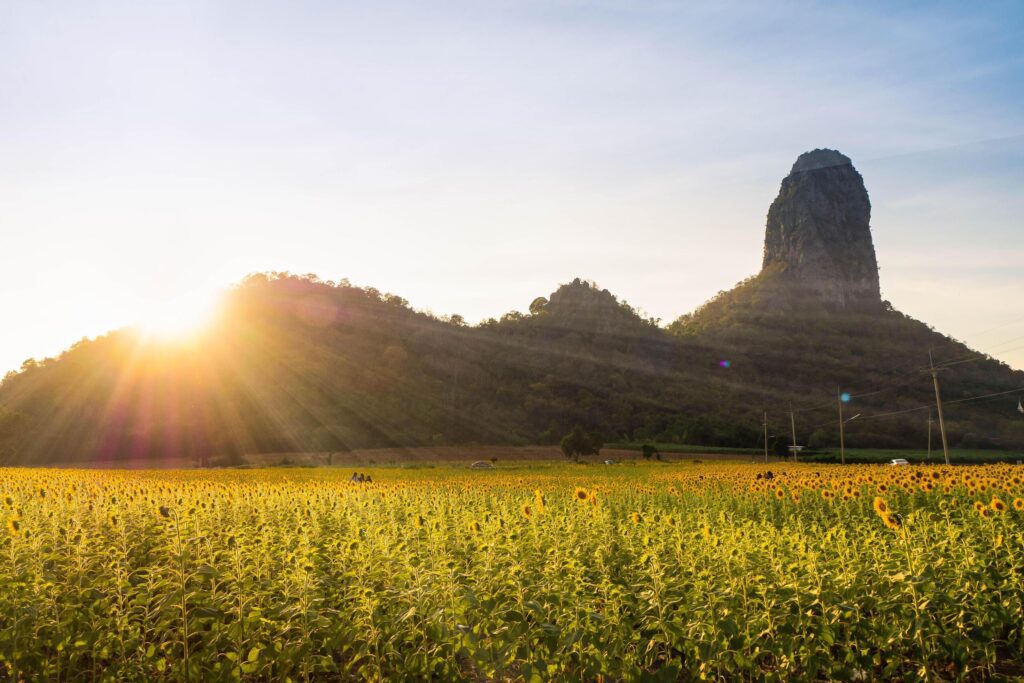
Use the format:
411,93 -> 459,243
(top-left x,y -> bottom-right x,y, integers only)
762,149 -> 881,309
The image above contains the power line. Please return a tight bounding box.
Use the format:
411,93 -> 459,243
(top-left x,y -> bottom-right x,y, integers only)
793,386 -> 1024,432
856,404 -> 932,421
945,387 -> 1024,406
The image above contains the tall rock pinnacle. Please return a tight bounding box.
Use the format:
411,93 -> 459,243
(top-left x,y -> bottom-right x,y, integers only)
762,149 -> 881,308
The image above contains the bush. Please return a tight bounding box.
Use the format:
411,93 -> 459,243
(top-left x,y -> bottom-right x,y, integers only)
560,426 -> 603,462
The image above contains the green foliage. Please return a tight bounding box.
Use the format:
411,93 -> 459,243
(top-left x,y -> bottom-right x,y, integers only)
0,406 -> 29,463
808,428 -> 831,450
559,425 -> 603,461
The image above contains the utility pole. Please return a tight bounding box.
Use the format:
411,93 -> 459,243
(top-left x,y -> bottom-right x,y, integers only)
763,411 -> 769,463
929,351 -> 951,466
789,403 -> 798,462
837,386 -> 846,465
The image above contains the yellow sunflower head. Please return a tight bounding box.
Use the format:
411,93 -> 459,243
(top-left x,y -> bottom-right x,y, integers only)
872,497 -> 889,516
882,512 -> 903,530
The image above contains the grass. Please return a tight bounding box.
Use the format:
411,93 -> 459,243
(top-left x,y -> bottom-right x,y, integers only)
611,441 -> 1024,464
606,442 -> 763,456
803,447 -> 1024,464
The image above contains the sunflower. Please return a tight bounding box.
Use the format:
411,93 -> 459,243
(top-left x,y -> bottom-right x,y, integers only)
1014,498 -> 1024,511
521,504 -> 533,518
980,507 -> 993,519
157,505 -> 171,519
774,488 -> 785,500
990,497 -> 1007,513
872,497 -> 889,516
973,501 -> 986,513
6,517 -> 21,536
630,512 -> 643,524
573,487 -> 589,502
882,512 -> 902,530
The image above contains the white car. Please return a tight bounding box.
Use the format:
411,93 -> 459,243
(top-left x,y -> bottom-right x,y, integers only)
889,458 -> 910,466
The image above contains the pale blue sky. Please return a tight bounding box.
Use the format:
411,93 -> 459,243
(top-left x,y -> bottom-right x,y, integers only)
1,1 -> 1023,372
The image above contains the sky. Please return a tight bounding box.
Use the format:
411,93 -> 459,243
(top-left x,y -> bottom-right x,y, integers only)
2,0 -> 1023,374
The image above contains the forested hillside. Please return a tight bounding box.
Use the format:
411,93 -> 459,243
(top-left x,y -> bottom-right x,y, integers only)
0,270 -> 1021,465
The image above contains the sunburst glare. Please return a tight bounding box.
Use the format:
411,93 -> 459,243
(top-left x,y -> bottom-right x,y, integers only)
136,288 -> 224,340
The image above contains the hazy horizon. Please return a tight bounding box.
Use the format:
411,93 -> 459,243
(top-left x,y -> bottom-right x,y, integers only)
3,1 -> 1023,374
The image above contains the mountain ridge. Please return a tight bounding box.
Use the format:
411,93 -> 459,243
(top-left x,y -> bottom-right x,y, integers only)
2,150 -> 1022,464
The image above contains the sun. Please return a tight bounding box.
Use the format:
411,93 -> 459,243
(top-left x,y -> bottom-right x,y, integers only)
137,289 -> 224,340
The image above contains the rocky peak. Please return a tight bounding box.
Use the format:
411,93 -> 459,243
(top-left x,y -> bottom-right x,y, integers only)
536,278 -> 654,336
762,148 -> 881,309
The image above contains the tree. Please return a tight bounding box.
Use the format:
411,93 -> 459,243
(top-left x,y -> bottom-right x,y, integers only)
560,425 -> 603,462
808,428 -> 831,450
529,297 -> 548,316
0,405 -> 29,463
641,444 -> 661,461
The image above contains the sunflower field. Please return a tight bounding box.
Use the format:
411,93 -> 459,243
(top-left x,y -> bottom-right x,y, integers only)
2,462 -> 1023,681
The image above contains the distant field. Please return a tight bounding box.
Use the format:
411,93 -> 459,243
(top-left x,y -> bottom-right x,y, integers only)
612,442 -> 1024,465
4,461 -> 1024,680
802,447 -> 1024,464
49,443 -> 1024,470
608,442 -> 763,456
69,445 -> 763,469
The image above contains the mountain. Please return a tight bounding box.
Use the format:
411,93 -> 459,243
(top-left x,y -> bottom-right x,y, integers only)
762,149 -> 881,309
1,151 -> 1022,465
